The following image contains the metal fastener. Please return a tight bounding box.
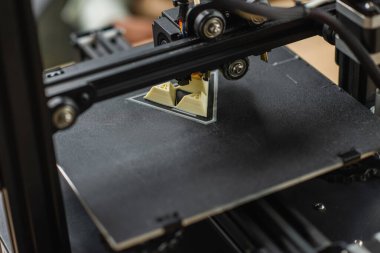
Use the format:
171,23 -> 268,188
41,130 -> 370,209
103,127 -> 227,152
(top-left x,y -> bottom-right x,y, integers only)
228,59 -> 248,79
203,18 -> 224,39
353,240 -> 363,247
314,203 -> 326,212
52,105 -> 76,130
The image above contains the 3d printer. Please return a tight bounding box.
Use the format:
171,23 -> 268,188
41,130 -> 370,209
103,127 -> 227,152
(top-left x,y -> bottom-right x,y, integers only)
1,1 -> 380,253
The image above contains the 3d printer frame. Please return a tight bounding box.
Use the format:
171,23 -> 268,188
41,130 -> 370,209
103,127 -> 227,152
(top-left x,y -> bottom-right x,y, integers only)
44,3 -> 335,133
0,0 -> 377,252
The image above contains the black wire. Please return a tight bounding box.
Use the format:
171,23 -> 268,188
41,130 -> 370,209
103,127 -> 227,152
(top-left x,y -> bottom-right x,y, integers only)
217,0 -> 380,87
308,9 -> 380,86
217,0 -> 305,19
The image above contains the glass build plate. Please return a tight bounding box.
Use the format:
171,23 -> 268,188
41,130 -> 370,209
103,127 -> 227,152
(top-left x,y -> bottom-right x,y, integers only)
54,47 -> 380,251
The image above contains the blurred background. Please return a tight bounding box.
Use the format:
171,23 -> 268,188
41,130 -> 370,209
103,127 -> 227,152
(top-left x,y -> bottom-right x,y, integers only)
34,0 -> 173,68
33,0 -> 338,83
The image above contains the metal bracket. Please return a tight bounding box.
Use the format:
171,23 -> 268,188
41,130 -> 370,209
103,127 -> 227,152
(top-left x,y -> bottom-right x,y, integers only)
337,0 -> 380,29
338,149 -> 361,165
156,212 -> 183,234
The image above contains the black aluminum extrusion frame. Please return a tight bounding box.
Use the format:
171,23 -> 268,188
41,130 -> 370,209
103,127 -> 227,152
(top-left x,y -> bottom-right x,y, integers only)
0,0 -> 71,252
44,3 -> 335,133
0,1 -> 370,252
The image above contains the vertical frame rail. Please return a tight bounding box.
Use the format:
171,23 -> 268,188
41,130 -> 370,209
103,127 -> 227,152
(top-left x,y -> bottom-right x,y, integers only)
0,0 -> 71,252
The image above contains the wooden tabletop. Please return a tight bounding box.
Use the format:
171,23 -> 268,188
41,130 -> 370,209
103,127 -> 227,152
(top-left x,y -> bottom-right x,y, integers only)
288,37 -> 339,84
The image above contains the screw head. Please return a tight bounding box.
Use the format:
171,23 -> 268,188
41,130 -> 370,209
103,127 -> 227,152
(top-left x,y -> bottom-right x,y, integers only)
314,203 -> 326,212
353,240 -> 363,247
203,17 -> 224,39
248,15 -> 267,25
228,59 -> 248,79
53,105 -> 77,130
